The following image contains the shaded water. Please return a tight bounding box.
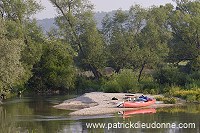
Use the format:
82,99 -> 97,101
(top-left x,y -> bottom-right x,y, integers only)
0,95 -> 199,133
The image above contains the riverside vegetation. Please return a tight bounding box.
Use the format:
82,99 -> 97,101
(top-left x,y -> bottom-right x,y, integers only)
0,0 -> 200,104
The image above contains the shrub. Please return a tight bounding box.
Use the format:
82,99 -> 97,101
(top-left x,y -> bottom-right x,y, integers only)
168,86 -> 181,95
102,69 -> 138,93
101,80 -> 122,93
188,56 -> 200,72
196,94 -> 200,103
141,88 -> 159,95
155,96 -> 164,101
140,82 -> 160,94
141,82 -> 158,90
163,97 -> 176,104
76,77 -> 102,93
170,88 -> 200,103
172,89 -> 199,99
186,95 -> 196,102
154,96 -> 176,104
142,89 -> 149,95
115,69 -> 138,92
185,71 -> 200,89
153,67 -> 190,86
149,89 -> 159,95
185,82 -> 199,90
189,71 -> 200,80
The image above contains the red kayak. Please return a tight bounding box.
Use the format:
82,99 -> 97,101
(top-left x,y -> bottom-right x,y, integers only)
123,99 -> 156,108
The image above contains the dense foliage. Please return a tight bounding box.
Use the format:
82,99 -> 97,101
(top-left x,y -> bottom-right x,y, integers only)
0,0 -> 200,101
28,40 -> 76,94
0,18 -> 25,94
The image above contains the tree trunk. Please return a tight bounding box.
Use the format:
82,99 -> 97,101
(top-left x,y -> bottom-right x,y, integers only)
89,64 -> 102,80
52,2 -> 103,80
115,67 -> 121,73
0,96 -> 2,104
138,61 -> 146,82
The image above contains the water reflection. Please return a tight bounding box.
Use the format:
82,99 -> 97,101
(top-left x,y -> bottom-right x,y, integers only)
157,104 -> 200,114
119,108 -> 156,118
1,96 -> 74,133
0,96 -> 199,133
0,106 -> 17,133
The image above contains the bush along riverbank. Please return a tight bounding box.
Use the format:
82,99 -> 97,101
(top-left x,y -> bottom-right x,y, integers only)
166,87 -> 200,103
75,68 -> 200,105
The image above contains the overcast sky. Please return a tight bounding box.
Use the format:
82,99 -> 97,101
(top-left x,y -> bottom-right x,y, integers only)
35,0 -> 175,19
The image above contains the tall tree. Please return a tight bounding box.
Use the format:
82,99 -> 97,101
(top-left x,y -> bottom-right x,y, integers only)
168,0 -> 200,64
102,5 -> 172,82
102,9 -> 139,73
0,0 -> 42,22
0,0 -> 44,90
28,40 -> 76,93
135,4 -> 173,82
49,0 -> 106,80
0,18 -> 25,94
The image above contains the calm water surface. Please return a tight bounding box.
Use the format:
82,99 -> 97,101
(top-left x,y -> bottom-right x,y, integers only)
0,95 -> 199,133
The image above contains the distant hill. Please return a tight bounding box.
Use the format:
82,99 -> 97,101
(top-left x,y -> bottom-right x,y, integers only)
37,11 -> 116,33
37,18 -> 57,33
94,11 -> 116,29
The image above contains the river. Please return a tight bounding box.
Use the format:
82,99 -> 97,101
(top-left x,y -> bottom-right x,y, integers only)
0,95 -> 199,133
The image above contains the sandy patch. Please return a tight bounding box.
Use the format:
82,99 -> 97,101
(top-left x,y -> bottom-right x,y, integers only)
53,92 -> 184,116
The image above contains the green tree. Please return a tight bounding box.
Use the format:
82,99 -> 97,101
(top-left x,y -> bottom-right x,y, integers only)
20,20 -> 44,88
168,0 -> 200,64
135,4 -> 172,82
49,0 -> 106,80
102,9 -> 139,72
28,40 -> 76,93
102,5 -> 172,82
0,0 -> 44,90
0,18 -> 25,94
0,0 -> 42,21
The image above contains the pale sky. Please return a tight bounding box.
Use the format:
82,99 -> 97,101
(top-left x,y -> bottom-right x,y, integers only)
35,0 -> 175,19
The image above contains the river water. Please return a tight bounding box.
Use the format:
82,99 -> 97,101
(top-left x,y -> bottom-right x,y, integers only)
0,95 -> 199,133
